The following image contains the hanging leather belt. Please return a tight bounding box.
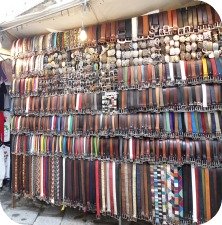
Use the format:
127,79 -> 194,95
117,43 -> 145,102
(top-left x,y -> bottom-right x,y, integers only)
172,10 -> 178,29
121,162 -> 126,217
95,160 -> 101,217
177,9 -> 183,28
136,163 -> 141,218
137,16 -> 143,38
99,23 -> 106,44
117,20 -> 126,40
142,15 -> 149,37
110,21 -> 116,42
105,22 -> 111,42
125,19 -> 132,40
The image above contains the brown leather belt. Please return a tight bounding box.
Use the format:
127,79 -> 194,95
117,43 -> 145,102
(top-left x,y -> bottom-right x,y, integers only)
100,23 -> 106,44
138,16 -> 143,37
117,20 -> 126,40
142,15 -> 149,37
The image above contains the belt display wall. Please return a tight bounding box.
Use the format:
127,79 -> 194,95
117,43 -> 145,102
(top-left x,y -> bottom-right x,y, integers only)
11,3 -> 222,225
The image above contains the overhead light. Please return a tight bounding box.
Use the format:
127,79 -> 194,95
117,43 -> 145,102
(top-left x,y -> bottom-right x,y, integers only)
79,27 -> 87,42
79,0 -> 87,42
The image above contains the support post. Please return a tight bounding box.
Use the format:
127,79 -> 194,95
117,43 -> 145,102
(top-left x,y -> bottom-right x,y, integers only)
118,162 -> 122,225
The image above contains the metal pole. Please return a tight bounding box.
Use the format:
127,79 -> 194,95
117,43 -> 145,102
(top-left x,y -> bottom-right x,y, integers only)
118,162 -> 122,225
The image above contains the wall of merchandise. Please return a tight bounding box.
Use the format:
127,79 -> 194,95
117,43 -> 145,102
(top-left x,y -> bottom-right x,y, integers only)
11,3 -> 222,225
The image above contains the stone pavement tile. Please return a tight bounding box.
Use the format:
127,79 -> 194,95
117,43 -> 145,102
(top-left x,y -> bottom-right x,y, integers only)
62,208 -> 127,225
40,205 -> 63,217
61,208 -> 88,225
33,216 -> 63,225
4,208 -> 39,224
1,200 -> 12,210
61,218 -> 86,225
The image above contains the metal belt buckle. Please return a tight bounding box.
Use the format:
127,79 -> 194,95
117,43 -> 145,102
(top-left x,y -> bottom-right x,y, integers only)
163,25 -> 170,35
178,27 -> 184,35
158,28 -> 164,36
169,155 -> 174,163
184,26 -> 191,35
171,26 -> 178,35
190,157 -> 196,163
148,30 -> 155,39
216,131 -> 221,138
203,24 -> 209,31
198,25 -> 203,32
208,24 -> 213,30
195,159 -> 201,166
210,161 -> 215,168
192,133 -> 198,140
216,21 -> 222,28
117,35 -> 126,44
201,160 -> 207,168
110,36 -> 116,43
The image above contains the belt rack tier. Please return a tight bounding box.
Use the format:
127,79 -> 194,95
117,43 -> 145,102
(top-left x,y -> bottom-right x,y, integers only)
10,3 -> 222,225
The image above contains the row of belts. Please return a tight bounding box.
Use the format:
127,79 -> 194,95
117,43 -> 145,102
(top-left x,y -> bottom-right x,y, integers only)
12,36 -> 222,80
12,50 -> 101,79
11,30 -> 80,57
66,159 -> 118,217
115,28 -> 222,65
136,4 -> 219,38
12,77 -> 39,95
118,84 -> 222,111
190,165 -> 222,224
11,56 -> 222,96
11,154 -> 30,195
11,3 -> 221,57
11,111 -> 222,138
117,58 -> 222,88
12,155 -> 222,224
12,55 -> 44,76
11,134 -> 222,166
11,84 -> 222,114
11,92 -> 105,114
12,32 -> 222,78
12,35 -> 222,80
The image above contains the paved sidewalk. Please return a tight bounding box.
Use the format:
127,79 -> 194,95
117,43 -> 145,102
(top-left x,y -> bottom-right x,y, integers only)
0,186 -> 149,225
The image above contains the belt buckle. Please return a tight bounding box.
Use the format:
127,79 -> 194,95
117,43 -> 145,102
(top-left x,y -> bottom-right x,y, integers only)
184,26 -> 191,35
163,25 -> 170,35
110,36 -> 116,43
190,157 -> 196,163
148,31 -> 155,39
117,34 -> 126,44
198,25 -> 203,32
215,21 -> 221,28
203,24 -> 209,31
158,28 -> 164,36
178,27 -> 184,35
196,159 -> 202,166
202,160 -> 207,168
208,24 -> 213,30
172,26 -> 178,35
152,25 -> 159,35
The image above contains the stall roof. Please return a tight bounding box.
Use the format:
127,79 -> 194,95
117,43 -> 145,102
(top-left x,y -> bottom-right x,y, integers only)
0,0 -> 198,38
